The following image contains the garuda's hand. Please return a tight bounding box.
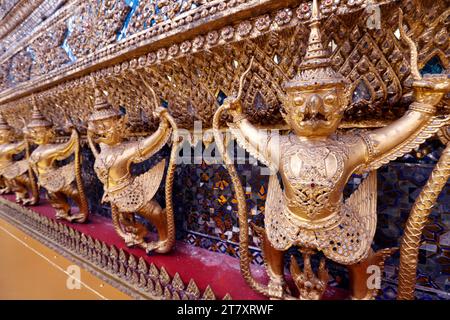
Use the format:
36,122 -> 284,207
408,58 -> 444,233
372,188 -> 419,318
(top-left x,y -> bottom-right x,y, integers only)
153,106 -> 167,119
223,96 -> 243,119
413,74 -> 450,107
63,116 -> 75,132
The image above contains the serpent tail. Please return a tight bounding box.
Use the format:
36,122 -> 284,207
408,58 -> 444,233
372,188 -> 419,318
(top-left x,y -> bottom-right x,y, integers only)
398,142 -> 450,299
74,131 -> 89,222
213,105 -> 269,296
157,113 -> 179,253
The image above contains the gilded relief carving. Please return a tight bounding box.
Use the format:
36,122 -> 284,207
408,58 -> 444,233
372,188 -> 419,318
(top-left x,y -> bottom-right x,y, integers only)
9,49 -> 33,85
29,21 -> 70,76
1,0 -> 446,132
26,96 -> 89,223
0,113 -> 39,205
213,0 -> 450,300
65,0 -> 129,58
0,0 -> 448,301
0,0 -> 397,102
87,78 -> 180,254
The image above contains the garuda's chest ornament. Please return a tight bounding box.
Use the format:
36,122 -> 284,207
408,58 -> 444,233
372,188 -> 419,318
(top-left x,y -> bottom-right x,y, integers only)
87,79 -> 179,254
281,138 -> 348,219
265,136 -> 375,267
26,98 -> 89,223
213,0 -> 450,301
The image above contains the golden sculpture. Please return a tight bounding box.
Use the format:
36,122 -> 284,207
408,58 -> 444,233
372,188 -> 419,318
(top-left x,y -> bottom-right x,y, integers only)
87,79 -> 179,254
398,142 -> 449,300
0,113 -> 39,205
213,1 -> 450,300
26,97 -> 89,223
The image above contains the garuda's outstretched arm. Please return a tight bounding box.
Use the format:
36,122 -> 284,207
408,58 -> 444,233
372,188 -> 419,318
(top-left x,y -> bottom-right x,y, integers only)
357,9 -> 450,172
4,140 -> 27,156
131,109 -> 171,163
131,73 -> 174,164
51,128 -> 79,161
227,103 -> 279,170
220,57 -> 279,170
86,130 -> 99,158
358,77 -> 449,171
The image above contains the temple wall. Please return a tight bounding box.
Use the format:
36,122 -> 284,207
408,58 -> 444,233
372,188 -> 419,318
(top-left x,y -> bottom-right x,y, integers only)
0,0 -> 448,300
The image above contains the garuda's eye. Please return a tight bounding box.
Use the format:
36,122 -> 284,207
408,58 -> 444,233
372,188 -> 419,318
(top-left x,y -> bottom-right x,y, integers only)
324,94 -> 337,105
294,95 -> 305,106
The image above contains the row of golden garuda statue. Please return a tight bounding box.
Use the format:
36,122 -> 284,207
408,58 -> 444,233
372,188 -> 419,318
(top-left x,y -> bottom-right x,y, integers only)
0,79 -> 179,254
0,0 -> 448,300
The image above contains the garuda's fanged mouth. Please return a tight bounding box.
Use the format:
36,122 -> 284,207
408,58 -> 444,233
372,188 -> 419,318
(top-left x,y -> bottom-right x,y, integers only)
92,132 -> 108,141
302,112 -> 327,121
299,112 -> 333,127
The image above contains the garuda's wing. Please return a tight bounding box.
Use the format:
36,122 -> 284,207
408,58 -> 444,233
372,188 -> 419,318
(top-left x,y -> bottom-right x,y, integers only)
345,170 -> 378,243
140,159 -> 166,203
362,116 -> 449,172
264,174 -> 300,251
107,159 -> 166,212
1,159 -> 29,179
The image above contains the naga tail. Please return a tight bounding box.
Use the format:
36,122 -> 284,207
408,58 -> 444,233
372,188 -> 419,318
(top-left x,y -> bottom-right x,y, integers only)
74,130 -> 89,223
157,112 -> 179,253
25,140 -> 39,204
398,142 -> 450,299
212,104 -> 269,297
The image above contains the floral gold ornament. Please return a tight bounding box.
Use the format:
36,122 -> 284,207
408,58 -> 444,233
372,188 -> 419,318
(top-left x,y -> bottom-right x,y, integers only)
213,0 -> 450,300
87,77 -> 179,254
26,95 -> 89,223
0,113 -> 39,205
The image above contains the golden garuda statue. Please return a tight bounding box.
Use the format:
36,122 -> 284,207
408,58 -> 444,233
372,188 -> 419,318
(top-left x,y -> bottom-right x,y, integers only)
0,113 -> 39,205
87,80 -> 179,254
26,97 -> 89,223
213,0 -> 450,300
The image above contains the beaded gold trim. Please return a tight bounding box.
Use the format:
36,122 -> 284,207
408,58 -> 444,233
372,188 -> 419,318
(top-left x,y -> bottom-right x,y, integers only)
357,131 -> 376,163
409,103 -> 437,115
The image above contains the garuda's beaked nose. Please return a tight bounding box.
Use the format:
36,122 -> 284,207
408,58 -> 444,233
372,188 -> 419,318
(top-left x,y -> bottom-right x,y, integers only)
306,94 -> 323,116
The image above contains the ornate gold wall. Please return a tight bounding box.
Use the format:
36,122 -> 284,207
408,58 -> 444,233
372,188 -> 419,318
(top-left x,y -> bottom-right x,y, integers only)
0,0 -> 448,300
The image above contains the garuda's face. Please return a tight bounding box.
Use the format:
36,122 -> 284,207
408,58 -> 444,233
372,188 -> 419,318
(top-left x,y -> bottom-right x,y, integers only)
284,86 -> 347,138
88,117 -> 123,145
0,129 -> 13,144
29,126 -> 54,145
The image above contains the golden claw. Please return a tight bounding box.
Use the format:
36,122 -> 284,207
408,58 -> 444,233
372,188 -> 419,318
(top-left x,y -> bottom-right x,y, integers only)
290,250 -> 329,300
123,233 -> 144,247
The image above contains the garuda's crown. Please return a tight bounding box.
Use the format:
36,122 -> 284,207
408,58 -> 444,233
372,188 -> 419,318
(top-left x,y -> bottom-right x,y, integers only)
27,95 -> 53,128
284,0 -> 347,91
88,78 -> 121,122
